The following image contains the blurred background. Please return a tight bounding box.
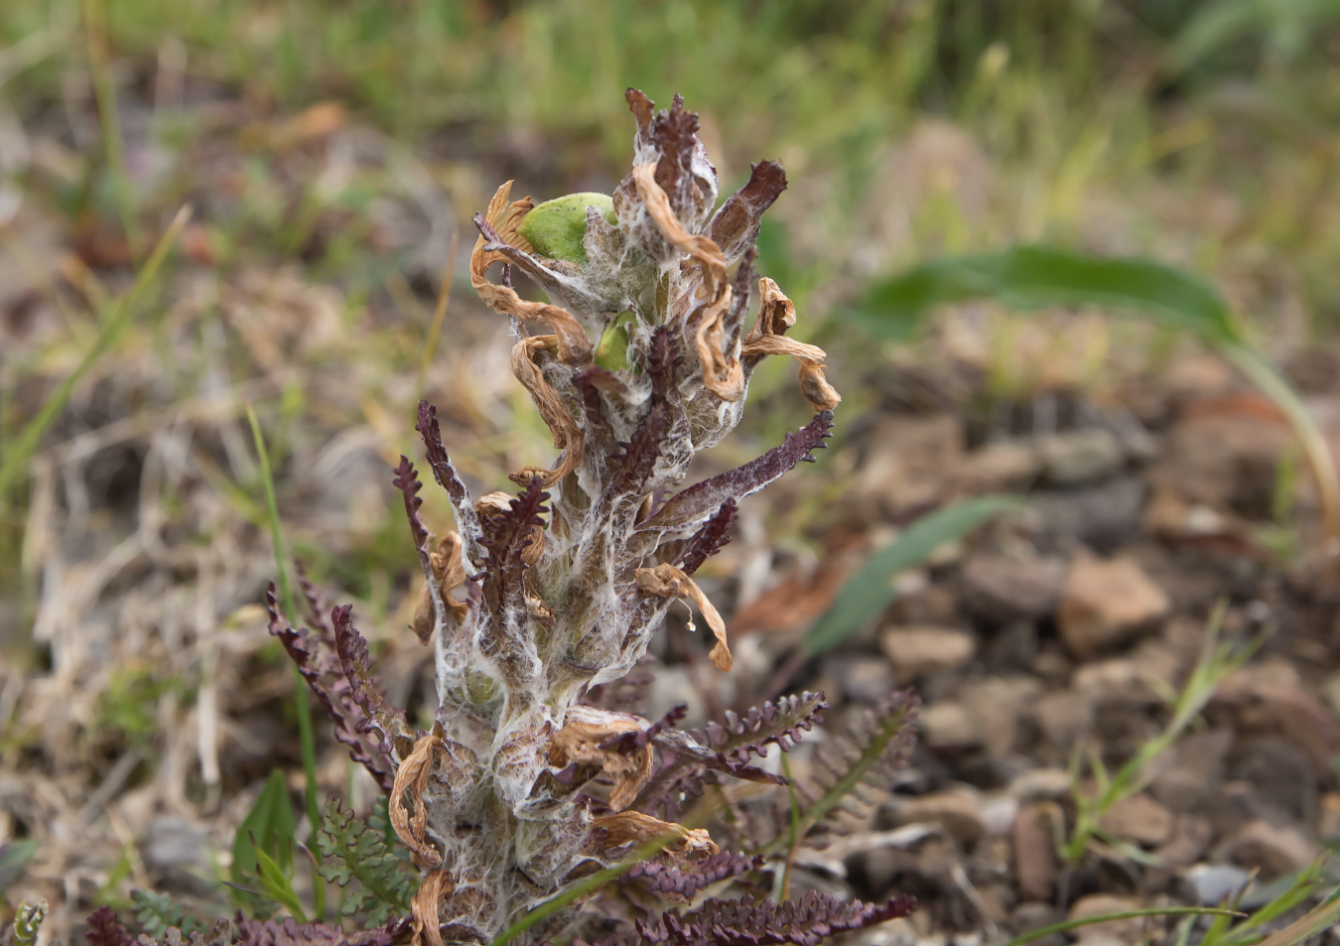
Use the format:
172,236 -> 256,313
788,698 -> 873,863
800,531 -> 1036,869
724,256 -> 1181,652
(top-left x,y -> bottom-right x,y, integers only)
4,1 -> 1340,942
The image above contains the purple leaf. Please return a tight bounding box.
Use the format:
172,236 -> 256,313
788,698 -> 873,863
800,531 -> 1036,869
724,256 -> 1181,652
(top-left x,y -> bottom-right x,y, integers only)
416,401 -> 483,563
710,162 -> 787,263
644,412 -> 834,532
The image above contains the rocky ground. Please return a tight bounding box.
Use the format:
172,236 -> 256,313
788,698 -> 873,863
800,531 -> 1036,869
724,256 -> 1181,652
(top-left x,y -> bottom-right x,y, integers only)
3,74 -> 1340,946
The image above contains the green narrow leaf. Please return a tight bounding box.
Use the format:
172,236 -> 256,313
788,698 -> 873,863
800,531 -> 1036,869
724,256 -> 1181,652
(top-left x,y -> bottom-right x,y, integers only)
849,245 -> 1241,346
803,495 -> 1021,657
232,770 -> 297,890
0,839 -> 38,896
998,908 -> 1244,946
254,844 -> 308,923
0,206 -> 190,501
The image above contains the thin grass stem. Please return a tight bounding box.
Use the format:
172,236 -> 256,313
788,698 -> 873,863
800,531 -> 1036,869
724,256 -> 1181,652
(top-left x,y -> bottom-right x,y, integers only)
244,401 -> 326,919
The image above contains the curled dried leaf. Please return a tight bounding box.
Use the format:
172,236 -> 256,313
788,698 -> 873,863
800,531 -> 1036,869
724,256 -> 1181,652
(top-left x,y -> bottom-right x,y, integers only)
635,563 -> 732,672
741,278 -> 841,412
411,532 -> 469,644
693,304 -> 744,403
748,277 -> 797,340
510,335 -> 583,486
411,868 -> 454,946
390,733 -> 444,868
592,810 -> 718,858
471,182 -> 593,365
550,705 -> 654,812
632,163 -> 727,297
799,361 -> 841,412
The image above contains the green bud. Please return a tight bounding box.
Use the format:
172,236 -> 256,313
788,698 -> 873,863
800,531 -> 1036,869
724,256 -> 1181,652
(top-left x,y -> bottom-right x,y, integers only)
595,311 -> 637,372
519,192 -> 617,263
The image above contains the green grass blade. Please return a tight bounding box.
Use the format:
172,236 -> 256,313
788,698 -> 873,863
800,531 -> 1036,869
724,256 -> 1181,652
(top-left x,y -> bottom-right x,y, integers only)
1253,886 -> 1340,946
852,246 -> 1240,345
489,834 -> 678,946
244,402 -> 325,918
998,908 -> 1245,946
232,770 -> 297,890
0,206 -> 191,501
803,496 -> 1021,657
253,845 -> 309,923
0,839 -> 38,897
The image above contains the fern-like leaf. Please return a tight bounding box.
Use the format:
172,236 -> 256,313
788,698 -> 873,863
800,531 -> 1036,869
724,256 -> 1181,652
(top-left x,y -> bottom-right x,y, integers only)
317,799 -> 415,925
635,890 -> 915,946
624,853 -> 765,905
796,691 -> 918,847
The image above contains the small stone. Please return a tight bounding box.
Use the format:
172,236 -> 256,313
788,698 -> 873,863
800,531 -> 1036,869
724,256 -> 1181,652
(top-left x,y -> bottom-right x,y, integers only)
962,676 -> 1042,756
880,626 -> 976,683
1012,804 -> 1057,901
921,701 -> 980,749
1155,815 -> 1213,869
1101,793 -> 1174,847
821,655 -> 895,705
1039,429 -> 1124,485
1035,689 -> 1093,751
1206,781 -> 1272,838
961,555 -> 1068,623
1067,895 -> 1143,946
956,440 -> 1043,493
1216,820 -> 1321,879
890,788 -> 986,846
1036,478 -> 1145,552
1321,793 -> 1340,839
1057,556 -> 1170,658
1229,739 -> 1318,827
1009,768 -> 1073,802
1012,903 -> 1064,946
141,816 -> 214,896
857,414 -> 963,515
1185,863 -> 1252,905
982,795 -> 1020,836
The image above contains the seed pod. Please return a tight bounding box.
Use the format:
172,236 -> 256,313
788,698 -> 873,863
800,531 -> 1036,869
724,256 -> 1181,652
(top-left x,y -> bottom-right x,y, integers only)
518,192 -> 618,263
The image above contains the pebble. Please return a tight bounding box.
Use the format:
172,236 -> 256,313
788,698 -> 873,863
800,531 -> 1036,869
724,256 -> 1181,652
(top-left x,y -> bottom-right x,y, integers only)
1011,903 -> 1064,946
1034,689 -> 1093,750
921,701 -> 980,750
955,440 -> 1043,493
889,788 -> 986,847
1149,728 -> 1233,813
1057,555 -> 1170,658
1215,819 -> 1321,879
1035,478 -> 1145,552
1012,804 -> 1057,902
822,654 -> 895,705
1009,768 -> 1073,801
1155,815 -> 1213,869
1101,793 -> 1174,847
1066,894 -> 1143,946
962,676 -> 1042,756
961,555 -> 1068,623
880,626 -> 976,683
1039,429 -> 1124,485
1185,863 -> 1253,905
1229,738 -> 1318,827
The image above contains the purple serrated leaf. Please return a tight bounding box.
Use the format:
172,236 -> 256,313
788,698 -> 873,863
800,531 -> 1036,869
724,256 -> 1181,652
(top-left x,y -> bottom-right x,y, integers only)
645,412 -> 834,532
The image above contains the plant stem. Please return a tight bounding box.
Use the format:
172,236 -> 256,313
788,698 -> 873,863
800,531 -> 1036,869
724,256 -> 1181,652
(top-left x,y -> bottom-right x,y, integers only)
1223,342 -> 1340,541
244,402 -> 326,919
